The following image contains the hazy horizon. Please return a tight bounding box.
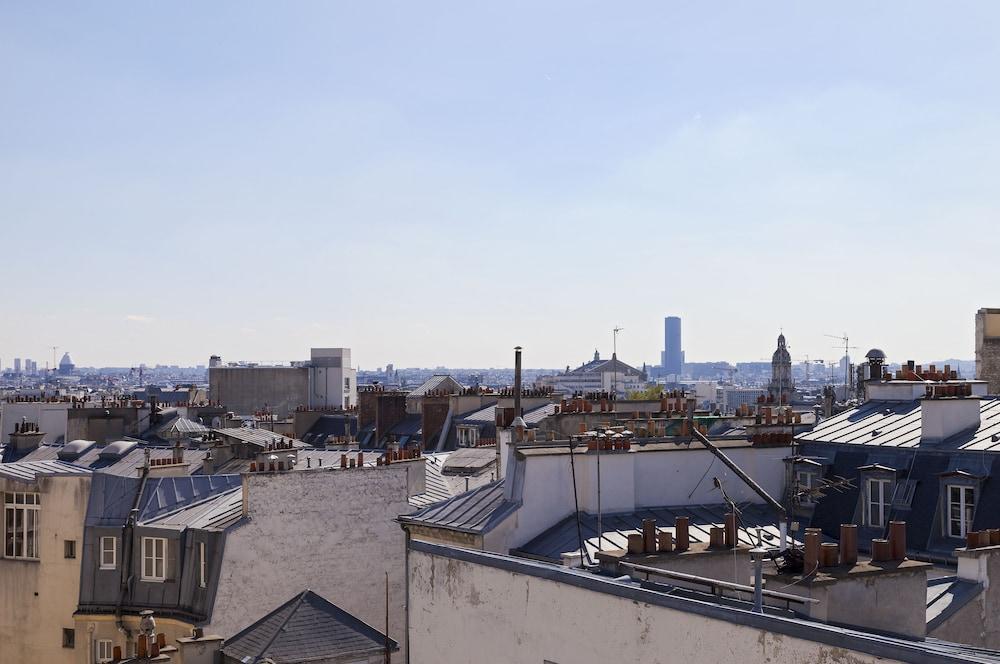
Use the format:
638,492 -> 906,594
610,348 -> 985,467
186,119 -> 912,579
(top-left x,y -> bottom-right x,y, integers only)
3,3 -> 998,369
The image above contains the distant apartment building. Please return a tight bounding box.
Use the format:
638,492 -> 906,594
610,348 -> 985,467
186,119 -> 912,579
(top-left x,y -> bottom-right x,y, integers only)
976,308 -> 1000,394
209,347 -> 357,418
719,386 -> 766,414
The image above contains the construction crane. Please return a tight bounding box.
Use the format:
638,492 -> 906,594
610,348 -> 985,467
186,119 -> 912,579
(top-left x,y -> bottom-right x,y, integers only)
825,333 -> 858,393
792,355 -> 825,384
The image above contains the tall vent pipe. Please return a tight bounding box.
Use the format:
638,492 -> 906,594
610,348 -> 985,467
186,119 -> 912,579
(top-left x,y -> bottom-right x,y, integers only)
514,346 -> 522,418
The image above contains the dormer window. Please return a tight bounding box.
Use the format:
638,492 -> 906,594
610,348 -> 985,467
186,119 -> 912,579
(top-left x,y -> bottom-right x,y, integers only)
946,485 -> 976,539
858,463 -> 896,529
866,478 -> 892,528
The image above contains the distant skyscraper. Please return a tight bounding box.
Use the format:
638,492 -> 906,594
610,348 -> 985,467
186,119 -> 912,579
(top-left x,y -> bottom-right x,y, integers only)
13,358 -> 20,374
661,316 -> 683,376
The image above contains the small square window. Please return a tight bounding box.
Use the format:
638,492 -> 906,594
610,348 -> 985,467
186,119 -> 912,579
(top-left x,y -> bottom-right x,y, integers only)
62,628 -> 76,648
64,540 -> 76,559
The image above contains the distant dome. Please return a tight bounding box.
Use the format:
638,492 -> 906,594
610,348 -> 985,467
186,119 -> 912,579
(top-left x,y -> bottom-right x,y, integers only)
866,348 -> 886,361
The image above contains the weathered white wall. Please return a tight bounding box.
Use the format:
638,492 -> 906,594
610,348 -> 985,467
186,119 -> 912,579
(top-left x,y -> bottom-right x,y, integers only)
498,445 -> 787,551
206,465 -> 415,658
0,401 -> 71,444
408,548 -> 905,664
0,474 -> 90,664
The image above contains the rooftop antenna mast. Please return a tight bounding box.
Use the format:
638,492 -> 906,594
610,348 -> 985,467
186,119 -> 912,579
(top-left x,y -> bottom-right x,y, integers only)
51,346 -> 58,380
825,333 -> 858,397
612,326 -> 623,398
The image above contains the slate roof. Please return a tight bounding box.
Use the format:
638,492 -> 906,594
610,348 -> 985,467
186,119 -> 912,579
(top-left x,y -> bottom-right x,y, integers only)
400,480 -> 515,534
213,428 -> 304,449
13,443 -> 206,476
409,451 -> 497,509
143,487 -> 244,530
222,589 -> 397,664
927,576 -> 983,631
211,450 -> 374,475
798,397 -> 1000,451
300,415 -> 358,446
0,459 -> 92,483
137,475 -> 243,523
514,503 -> 793,562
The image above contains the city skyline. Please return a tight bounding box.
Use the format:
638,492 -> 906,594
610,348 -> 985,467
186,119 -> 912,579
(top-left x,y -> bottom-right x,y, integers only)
3,2 -> 998,367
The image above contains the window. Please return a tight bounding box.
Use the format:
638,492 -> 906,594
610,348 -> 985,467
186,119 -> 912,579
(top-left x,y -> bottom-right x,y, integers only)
64,540 -> 76,559
198,541 -> 207,588
141,537 -> 167,582
796,470 -> 818,505
866,478 -> 892,528
62,628 -> 75,648
96,639 -> 113,663
4,492 -> 40,559
947,485 -> 976,538
100,536 -> 117,570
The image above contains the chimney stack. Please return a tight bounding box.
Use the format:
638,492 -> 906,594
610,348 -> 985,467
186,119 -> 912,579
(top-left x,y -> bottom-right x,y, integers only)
513,346 -> 522,418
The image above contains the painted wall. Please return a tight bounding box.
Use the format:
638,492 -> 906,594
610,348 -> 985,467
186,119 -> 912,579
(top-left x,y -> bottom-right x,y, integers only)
0,474 -> 91,664
932,546 -> 1000,649
206,465 -> 416,659
407,547 -> 905,664
208,366 -> 309,418
494,443 -> 787,552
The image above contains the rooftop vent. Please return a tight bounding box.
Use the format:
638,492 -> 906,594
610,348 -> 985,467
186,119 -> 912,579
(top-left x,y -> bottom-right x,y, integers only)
57,439 -> 97,461
99,440 -> 139,461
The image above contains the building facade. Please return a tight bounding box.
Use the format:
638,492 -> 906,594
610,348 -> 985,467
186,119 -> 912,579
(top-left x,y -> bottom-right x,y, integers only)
976,308 -> 1000,394
661,316 -> 683,377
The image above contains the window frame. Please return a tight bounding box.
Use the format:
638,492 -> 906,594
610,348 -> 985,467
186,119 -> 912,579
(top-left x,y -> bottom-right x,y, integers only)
945,484 -> 976,539
796,470 -> 819,505
62,628 -> 76,649
140,536 -> 167,582
198,540 -> 207,588
96,639 -> 114,663
4,491 -> 41,560
865,477 -> 892,528
100,536 -> 117,570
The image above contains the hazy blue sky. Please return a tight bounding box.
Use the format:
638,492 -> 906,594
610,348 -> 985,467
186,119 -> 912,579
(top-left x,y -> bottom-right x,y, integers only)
2,2 -> 998,370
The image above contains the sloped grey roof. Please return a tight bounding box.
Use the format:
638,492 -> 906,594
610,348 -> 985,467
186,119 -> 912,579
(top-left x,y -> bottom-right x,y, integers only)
222,589 -> 397,663
213,428 -> 303,449
401,480 -> 515,534
138,475 -> 242,523
409,452 -> 497,509
143,487 -> 243,530
15,443 -> 205,477
798,397 -> 1000,451
0,459 -> 92,482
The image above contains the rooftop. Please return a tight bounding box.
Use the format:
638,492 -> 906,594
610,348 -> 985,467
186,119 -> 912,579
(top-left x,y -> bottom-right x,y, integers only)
222,589 -> 397,664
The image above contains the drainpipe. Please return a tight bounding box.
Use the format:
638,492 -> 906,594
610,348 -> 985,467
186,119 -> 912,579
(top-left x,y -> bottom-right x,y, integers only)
116,460 -> 150,639
513,347 -> 522,418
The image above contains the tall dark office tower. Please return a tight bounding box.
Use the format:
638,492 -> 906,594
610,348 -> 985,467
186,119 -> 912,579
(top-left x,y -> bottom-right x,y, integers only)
661,316 -> 683,375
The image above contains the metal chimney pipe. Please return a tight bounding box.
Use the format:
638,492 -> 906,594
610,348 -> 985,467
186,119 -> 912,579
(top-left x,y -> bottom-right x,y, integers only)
513,346 -> 522,417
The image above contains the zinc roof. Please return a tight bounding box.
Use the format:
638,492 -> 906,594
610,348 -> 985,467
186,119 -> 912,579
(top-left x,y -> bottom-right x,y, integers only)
0,459 -> 92,483
798,397 -> 1000,451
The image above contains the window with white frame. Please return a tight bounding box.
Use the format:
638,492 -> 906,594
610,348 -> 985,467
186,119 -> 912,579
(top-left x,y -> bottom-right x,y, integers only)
141,537 -> 167,581
96,639 -> 114,663
796,470 -> 818,504
947,485 -> 976,538
866,478 -> 892,528
100,536 -> 117,570
198,541 -> 207,588
4,492 -> 40,559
